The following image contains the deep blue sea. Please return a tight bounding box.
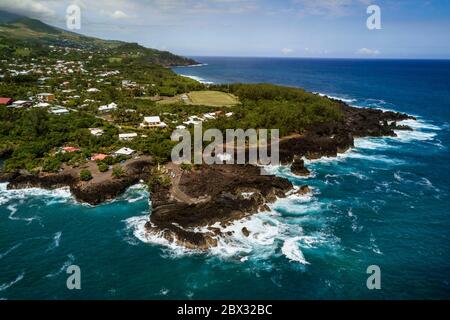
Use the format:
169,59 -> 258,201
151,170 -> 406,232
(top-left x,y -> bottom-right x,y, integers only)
1,58 -> 449,299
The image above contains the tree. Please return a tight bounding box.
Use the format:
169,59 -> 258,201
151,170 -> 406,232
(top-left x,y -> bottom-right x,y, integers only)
80,169 -> 93,181
98,162 -> 109,172
112,166 -> 125,179
42,157 -> 61,173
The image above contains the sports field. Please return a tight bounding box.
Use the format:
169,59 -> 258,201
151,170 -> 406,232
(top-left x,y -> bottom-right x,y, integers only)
187,91 -> 239,107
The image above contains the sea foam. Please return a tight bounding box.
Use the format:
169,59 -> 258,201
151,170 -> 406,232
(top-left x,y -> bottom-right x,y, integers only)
179,74 -> 214,84
0,272 -> 24,292
126,190 -> 335,265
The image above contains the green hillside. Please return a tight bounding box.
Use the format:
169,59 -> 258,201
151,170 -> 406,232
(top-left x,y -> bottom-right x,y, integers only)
0,10 -> 196,66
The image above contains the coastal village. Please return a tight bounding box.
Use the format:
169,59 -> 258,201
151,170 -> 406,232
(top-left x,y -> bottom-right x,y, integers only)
0,44 -> 238,178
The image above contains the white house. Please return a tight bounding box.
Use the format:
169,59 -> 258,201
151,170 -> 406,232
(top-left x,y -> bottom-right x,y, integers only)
183,116 -> 203,126
36,93 -> 55,102
122,80 -> 137,88
10,100 -> 30,108
87,88 -> 100,93
33,102 -> 51,108
140,116 -> 167,129
114,147 -> 135,156
176,125 -> 187,130
50,107 -> 70,115
119,133 -> 138,141
203,113 -> 216,120
98,102 -> 118,112
89,128 -> 104,137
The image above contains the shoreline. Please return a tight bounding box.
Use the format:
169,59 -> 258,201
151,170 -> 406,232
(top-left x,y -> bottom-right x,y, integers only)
0,99 -> 416,250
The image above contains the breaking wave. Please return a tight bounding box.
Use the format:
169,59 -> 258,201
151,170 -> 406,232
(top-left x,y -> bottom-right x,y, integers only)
0,272 -> 24,292
7,203 -> 41,225
46,231 -> 62,252
126,190 -> 338,265
44,254 -> 75,278
281,237 -> 310,264
0,243 -> 22,260
0,183 -> 73,207
179,74 -> 214,84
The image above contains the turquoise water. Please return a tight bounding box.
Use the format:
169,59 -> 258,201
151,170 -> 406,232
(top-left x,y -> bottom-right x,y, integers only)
1,58 -> 449,299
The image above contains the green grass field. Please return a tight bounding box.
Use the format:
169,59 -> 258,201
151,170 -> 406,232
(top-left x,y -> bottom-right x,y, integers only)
108,57 -> 123,63
188,91 -> 239,107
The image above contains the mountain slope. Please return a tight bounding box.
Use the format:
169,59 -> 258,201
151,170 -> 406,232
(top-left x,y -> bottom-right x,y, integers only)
0,10 -> 196,66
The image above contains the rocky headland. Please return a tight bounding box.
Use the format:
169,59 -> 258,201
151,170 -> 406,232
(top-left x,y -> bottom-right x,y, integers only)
0,158 -> 153,205
0,104 -> 414,250
144,104 -> 414,250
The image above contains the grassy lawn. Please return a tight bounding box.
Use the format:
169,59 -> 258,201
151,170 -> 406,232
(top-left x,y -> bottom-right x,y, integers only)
108,57 -> 123,63
156,96 -> 182,105
188,91 -> 239,107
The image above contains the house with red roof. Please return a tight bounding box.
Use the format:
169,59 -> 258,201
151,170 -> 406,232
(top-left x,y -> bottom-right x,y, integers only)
0,98 -> 13,105
91,154 -> 109,161
62,147 -> 81,153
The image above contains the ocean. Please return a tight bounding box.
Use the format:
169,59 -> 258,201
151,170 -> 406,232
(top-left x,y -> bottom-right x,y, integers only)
1,57 -> 449,299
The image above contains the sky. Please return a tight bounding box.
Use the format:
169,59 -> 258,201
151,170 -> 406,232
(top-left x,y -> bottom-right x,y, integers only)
0,0 -> 449,59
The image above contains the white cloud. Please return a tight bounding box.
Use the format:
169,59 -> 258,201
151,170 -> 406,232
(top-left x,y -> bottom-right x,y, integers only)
107,10 -> 131,19
356,47 -> 380,56
281,48 -> 294,55
0,0 -> 55,19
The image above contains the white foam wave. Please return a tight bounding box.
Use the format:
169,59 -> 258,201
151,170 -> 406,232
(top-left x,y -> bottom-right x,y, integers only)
185,63 -> 208,67
123,184 -> 149,203
389,118 -> 442,143
179,74 -> 214,84
7,204 -> 41,225
0,272 -> 24,291
126,191 -> 335,265
0,183 -> 73,206
125,215 -> 191,255
394,129 -> 437,142
354,137 -> 391,150
0,243 -> 22,260
281,237 -> 310,264
304,149 -> 403,166
345,152 -> 404,165
369,234 -> 383,255
46,231 -> 62,252
44,254 -> 75,278
315,92 -> 356,104
397,119 -> 441,131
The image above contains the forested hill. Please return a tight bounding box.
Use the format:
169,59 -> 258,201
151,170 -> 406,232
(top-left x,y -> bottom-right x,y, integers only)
0,10 -> 197,67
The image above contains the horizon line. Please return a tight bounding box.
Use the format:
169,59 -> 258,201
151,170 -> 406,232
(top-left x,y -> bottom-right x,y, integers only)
181,55 -> 450,61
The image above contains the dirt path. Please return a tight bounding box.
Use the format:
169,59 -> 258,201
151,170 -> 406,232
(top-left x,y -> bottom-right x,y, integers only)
166,163 -> 210,205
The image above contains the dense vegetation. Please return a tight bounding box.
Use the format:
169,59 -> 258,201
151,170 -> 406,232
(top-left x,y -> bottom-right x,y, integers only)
0,12 -> 344,174
203,84 -> 343,136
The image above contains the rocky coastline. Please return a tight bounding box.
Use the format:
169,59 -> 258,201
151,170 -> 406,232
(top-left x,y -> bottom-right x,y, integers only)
0,104 -> 414,250
143,104 -> 414,250
0,159 -> 153,205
